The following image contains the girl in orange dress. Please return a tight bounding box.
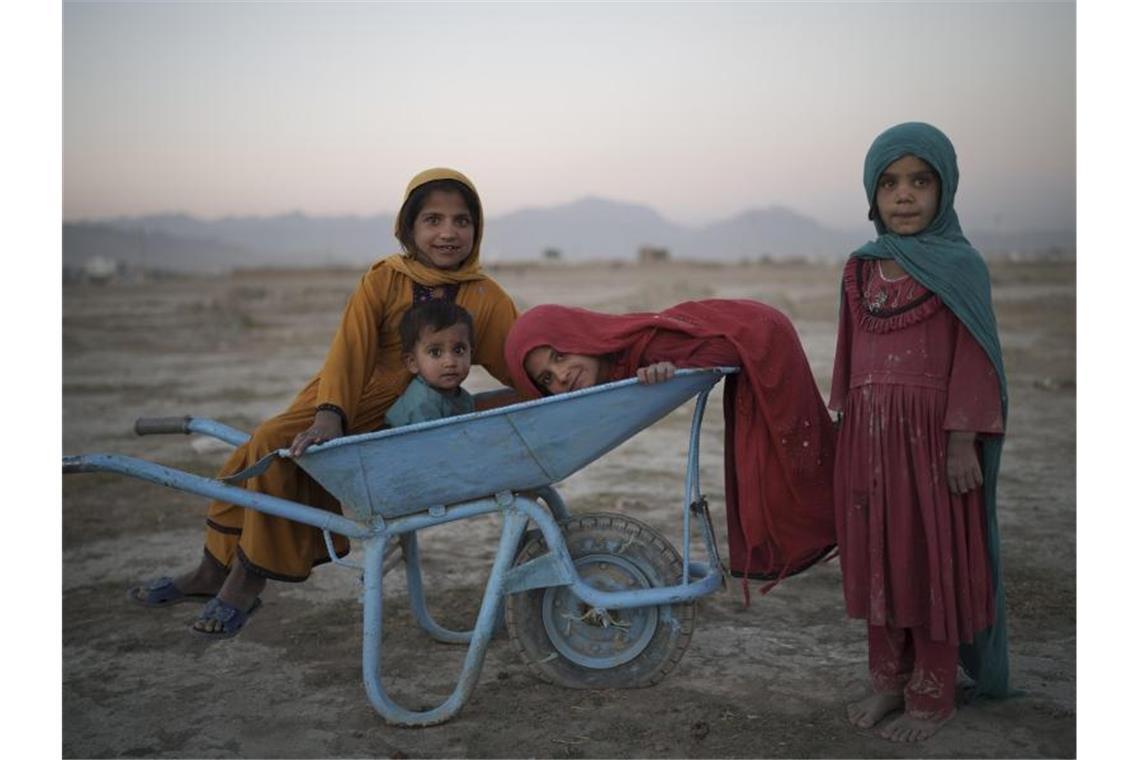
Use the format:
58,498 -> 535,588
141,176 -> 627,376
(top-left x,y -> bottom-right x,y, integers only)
128,168 -> 518,638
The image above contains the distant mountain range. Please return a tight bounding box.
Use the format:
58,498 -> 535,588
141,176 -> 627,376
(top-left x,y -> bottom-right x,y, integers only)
63,197 -> 1075,274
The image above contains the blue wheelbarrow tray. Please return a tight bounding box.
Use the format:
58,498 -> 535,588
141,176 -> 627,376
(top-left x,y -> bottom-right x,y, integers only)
63,367 -> 737,726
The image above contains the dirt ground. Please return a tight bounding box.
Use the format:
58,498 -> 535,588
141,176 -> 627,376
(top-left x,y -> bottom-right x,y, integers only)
62,259 -> 1075,758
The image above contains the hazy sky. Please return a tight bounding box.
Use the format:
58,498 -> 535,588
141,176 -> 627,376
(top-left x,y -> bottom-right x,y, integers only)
63,1 -> 1075,231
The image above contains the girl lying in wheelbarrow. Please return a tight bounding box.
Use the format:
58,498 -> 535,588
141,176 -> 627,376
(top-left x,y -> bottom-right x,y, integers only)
504,299 -> 837,598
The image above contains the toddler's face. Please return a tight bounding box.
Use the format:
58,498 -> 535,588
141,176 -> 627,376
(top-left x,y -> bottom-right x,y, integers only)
411,190 -> 476,270
524,346 -> 605,395
404,323 -> 472,392
875,155 -> 940,235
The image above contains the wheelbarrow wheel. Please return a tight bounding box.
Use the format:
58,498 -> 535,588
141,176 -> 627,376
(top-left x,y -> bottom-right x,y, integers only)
505,512 -> 695,689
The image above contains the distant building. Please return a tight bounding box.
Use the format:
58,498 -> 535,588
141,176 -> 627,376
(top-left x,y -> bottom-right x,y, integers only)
637,245 -> 670,263
83,256 -> 121,282
542,247 -> 562,261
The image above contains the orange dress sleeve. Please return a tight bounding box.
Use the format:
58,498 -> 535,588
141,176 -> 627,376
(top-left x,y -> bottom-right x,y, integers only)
314,267 -> 396,424
460,278 -> 519,389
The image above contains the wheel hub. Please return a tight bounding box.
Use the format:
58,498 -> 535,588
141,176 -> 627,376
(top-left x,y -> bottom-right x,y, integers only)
540,553 -> 659,669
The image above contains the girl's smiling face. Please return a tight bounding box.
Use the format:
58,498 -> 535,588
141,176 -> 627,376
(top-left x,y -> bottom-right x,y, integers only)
411,190 -> 475,270
524,346 -> 606,395
875,154 -> 941,235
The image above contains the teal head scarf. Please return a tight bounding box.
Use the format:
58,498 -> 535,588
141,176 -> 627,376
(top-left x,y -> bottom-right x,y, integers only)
853,122 -> 1015,699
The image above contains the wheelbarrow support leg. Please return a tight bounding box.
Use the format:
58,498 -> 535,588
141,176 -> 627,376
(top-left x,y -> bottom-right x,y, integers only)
401,532 -> 474,644
361,506 -> 529,726
400,486 -> 569,645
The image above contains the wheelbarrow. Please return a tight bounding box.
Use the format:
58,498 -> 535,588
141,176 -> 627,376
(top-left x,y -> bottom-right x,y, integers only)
62,367 -> 737,726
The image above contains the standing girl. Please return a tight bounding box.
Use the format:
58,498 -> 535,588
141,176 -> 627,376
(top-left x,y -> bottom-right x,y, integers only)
128,168 -> 519,638
830,122 -> 1013,742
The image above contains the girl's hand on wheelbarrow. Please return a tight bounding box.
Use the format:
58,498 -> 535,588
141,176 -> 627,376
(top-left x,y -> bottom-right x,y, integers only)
289,410 -> 344,457
636,361 -> 677,385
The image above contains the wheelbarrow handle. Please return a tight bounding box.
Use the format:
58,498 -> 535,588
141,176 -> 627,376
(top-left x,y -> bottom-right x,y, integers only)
134,416 -> 192,436
134,416 -> 250,446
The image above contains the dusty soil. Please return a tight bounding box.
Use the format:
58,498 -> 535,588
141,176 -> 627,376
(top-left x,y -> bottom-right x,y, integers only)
62,260 -> 1075,758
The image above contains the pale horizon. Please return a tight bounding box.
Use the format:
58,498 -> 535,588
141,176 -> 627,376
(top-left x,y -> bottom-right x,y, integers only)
64,2 -> 1075,232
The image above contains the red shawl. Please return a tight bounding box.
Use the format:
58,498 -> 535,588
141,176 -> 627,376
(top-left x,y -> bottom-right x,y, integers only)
505,299 -> 836,585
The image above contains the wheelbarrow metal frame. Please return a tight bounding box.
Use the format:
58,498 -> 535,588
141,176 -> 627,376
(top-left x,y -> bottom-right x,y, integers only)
62,368 -> 735,726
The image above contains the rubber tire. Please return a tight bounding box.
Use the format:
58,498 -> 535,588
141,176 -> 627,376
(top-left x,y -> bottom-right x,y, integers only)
505,512 -> 696,689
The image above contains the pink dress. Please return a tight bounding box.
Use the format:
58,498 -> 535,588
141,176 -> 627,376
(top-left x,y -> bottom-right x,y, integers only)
830,258 -> 1003,644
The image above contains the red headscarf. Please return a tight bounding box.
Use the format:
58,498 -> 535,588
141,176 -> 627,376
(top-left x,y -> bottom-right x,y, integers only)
506,304 -> 670,398
504,300 -> 836,587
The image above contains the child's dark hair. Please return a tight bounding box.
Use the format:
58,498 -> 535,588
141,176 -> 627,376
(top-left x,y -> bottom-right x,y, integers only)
399,300 -> 475,353
396,179 -> 482,256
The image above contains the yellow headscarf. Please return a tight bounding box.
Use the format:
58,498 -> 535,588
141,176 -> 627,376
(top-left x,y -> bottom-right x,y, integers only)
379,167 -> 488,286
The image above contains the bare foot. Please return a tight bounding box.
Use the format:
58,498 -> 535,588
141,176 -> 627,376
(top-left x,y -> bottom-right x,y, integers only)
192,562 -> 266,634
171,554 -> 228,596
877,709 -> 955,742
847,692 -> 903,728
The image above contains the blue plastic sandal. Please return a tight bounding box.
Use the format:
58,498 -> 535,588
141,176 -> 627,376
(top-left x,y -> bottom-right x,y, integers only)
127,576 -> 214,608
190,596 -> 263,640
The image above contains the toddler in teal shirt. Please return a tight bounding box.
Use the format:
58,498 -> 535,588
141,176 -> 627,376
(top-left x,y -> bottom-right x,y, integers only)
385,300 -> 476,427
